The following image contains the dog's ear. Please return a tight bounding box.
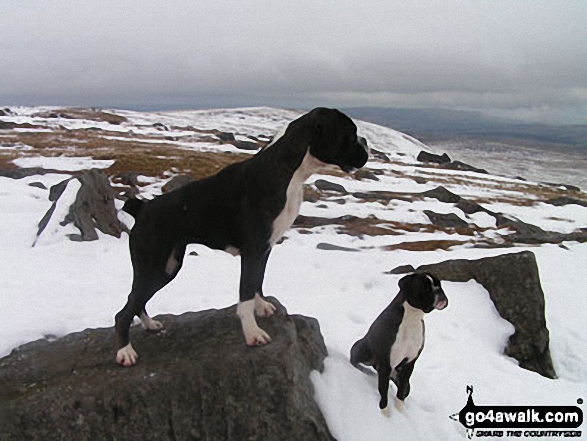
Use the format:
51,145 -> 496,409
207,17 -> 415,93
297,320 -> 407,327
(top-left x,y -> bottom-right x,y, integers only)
398,274 -> 417,294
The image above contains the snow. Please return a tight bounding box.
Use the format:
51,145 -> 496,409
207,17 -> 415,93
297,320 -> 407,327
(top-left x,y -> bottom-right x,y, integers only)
1,107 -> 586,440
12,155 -> 115,171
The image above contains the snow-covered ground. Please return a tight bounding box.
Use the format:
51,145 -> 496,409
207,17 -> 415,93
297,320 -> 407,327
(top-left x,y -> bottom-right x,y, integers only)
1,107 -> 586,440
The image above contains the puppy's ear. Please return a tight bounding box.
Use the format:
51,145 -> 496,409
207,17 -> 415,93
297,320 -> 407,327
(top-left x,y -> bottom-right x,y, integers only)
398,274 -> 416,294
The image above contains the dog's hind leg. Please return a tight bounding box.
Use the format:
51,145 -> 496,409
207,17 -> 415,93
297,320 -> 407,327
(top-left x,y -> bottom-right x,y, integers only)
115,245 -> 185,366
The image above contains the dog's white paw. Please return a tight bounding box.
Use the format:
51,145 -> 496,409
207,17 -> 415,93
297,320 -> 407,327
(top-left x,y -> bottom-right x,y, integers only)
395,398 -> 405,412
139,313 -> 164,332
254,295 -> 276,318
238,298 -> 272,347
245,326 -> 272,347
116,344 -> 138,367
380,405 -> 391,418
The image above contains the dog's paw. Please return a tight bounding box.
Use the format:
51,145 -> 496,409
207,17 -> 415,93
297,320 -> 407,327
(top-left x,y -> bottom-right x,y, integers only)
254,296 -> 276,318
245,326 -> 272,347
394,398 -> 405,413
116,344 -> 138,367
140,315 -> 164,332
380,406 -> 391,418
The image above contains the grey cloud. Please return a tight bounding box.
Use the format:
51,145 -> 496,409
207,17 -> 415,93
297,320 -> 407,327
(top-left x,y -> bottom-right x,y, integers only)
1,0 -> 586,123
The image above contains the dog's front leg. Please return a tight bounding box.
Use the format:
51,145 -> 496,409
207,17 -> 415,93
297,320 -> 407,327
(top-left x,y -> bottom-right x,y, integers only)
253,250 -> 276,318
237,248 -> 273,346
377,363 -> 392,410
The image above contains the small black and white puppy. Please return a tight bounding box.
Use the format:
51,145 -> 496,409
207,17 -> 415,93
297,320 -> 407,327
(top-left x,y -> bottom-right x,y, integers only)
115,108 -> 369,366
350,273 -> 447,410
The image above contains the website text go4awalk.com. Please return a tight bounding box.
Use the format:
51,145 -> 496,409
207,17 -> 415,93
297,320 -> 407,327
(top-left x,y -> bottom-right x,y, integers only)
451,387 -> 583,439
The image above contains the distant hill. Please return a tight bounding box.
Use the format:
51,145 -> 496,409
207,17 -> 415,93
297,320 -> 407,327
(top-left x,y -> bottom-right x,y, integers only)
344,107 -> 587,149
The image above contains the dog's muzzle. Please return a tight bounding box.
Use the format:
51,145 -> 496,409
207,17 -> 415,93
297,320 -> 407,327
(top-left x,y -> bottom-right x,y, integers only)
433,291 -> 448,310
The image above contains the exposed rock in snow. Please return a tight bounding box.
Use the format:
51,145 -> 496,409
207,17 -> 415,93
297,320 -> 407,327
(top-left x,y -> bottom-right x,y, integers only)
0,298 -> 333,441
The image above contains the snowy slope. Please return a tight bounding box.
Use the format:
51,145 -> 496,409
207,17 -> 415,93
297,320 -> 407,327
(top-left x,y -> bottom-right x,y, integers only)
1,107 -> 586,440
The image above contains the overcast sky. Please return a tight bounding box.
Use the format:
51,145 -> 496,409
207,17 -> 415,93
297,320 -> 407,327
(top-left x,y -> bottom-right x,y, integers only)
2,0 -> 586,124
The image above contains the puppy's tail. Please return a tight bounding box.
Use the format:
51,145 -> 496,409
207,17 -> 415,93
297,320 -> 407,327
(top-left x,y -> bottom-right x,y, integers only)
122,198 -> 145,218
350,339 -> 377,376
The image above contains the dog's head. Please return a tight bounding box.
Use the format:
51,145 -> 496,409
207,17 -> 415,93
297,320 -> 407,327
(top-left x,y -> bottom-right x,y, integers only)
399,272 -> 448,313
295,107 -> 369,173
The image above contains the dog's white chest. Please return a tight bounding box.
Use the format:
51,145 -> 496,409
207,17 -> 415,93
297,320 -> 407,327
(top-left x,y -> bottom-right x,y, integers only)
270,151 -> 324,246
389,302 -> 424,370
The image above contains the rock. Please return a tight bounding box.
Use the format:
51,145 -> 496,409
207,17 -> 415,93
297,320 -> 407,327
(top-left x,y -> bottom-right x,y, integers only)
66,169 -> 128,241
231,140 -> 260,151
417,151 -> 451,164
217,131 -> 235,142
420,186 -> 462,204
162,175 -> 196,193
353,169 -> 380,181
36,169 -> 128,243
0,299 -> 333,441
0,168 -> 63,179
392,251 -> 556,378
316,242 -> 360,252
444,160 -> 488,174
112,171 -> 140,188
152,122 -> 169,131
28,182 -> 47,190
314,179 -> 348,194
386,264 -> 416,275
544,196 -> 587,208
423,210 -> 469,229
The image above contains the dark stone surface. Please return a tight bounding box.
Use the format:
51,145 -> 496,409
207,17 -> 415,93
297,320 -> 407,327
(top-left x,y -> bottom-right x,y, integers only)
316,242 -> 360,252
0,299 -> 333,441
544,196 -> 587,208
36,169 -> 128,242
417,151 -> 451,164
314,179 -> 348,194
420,186 -> 462,204
424,210 -> 469,229
65,169 -> 128,241
443,160 -> 488,174
391,251 -> 556,378
161,175 -> 196,193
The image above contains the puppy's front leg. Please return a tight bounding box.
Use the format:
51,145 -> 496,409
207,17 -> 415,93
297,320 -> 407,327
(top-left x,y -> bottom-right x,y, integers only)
377,363 -> 392,410
238,249 -> 272,346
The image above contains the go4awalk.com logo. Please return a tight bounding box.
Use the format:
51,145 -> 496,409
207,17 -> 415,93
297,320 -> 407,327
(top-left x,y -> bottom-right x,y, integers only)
450,386 -> 583,439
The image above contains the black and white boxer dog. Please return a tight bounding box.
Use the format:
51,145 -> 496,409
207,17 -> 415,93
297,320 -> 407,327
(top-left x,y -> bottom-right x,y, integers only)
115,108 -> 369,366
350,273 -> 447,410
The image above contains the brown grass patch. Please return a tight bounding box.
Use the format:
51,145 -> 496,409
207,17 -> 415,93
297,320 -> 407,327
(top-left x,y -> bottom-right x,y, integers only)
382,239 -> 467,252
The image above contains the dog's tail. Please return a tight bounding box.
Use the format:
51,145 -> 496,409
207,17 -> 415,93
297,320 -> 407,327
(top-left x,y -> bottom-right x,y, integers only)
122,198 -> 145,218
350,339 -> 377,376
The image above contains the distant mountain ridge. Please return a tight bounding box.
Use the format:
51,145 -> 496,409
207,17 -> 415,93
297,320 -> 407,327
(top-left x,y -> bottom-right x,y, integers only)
344,107 -> 587,149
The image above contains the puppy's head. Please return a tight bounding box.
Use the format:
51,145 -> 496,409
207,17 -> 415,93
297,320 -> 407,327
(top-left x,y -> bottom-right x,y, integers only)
399,272 -> 448,313
298,107 -> 369,173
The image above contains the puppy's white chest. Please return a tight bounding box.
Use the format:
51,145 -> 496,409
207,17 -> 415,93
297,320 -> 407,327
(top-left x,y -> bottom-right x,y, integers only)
389,303 -> 424,370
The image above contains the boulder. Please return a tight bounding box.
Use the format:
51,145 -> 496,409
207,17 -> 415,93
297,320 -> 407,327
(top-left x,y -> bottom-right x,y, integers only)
443,160 -> 488,174
36,169 -> 128,243
390,251 -> 556,378
65,169 -> 128,241
0,299 -> 333,441
423,210 -> 469,229
314,179 -> 348,194
162,175 -> 196,193
417,151 -> 451,164
544,196 -> 587,208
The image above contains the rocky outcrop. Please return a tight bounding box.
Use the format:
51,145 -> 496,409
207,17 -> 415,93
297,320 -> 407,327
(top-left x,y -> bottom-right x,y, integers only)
35,169 -> 128,244
162,175 -> 196,193
390,251 -> 556,379
0,299 -> 333,441
417,150 -> 451,164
